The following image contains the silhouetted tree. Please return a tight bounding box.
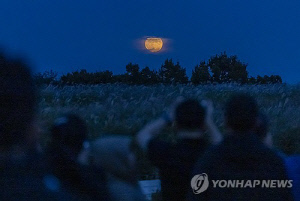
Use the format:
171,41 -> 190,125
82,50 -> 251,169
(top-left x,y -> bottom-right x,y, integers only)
113,74 -> 127,83
208,52 -> 248,83
56,54 -> 283,85
256,75 -> 282,84
256,75 -> 266,84
263,75 -> 271,84
159,59 -> 173,83
34,70 -> 58,85
248,76 -> 257,84
191,61 -> 211,85
269,75 -> 282,84
174,62 -> 189,84
61,69 -> 113,84
93,70 -> 113,84
159,59 -> 188,84
125,63 -> 141,84
61,69 -> 89,84
228,55 -> 248,83
140,66 -> 159,85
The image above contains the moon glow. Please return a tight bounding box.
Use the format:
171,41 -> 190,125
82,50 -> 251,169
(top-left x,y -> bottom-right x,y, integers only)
145,38 -> 163,52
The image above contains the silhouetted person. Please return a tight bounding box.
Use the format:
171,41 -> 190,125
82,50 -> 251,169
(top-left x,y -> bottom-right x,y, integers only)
47,114 -> 110,200
284,128 -> 300,201
0,51 -> 74,200
92,136 -> 146,201
135,98 -> 222,201
255,113 -> 298,200
188,94 -> 293,201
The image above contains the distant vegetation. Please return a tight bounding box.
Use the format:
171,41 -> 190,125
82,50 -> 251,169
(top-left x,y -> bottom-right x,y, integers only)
34,52 -> 282,86
38,84 -> 300,154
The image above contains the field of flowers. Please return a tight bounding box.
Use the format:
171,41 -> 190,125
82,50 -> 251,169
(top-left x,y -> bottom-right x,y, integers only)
38,83 -> 300,155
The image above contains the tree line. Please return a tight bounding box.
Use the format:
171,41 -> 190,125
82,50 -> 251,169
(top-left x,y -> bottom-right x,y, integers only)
34,52 -> 282,86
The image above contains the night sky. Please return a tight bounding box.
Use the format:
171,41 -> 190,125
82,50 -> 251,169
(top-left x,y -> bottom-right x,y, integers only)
0,0 -> 299,83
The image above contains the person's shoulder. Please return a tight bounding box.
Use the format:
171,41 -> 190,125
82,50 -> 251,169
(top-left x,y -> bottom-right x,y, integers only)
149,137 -> 172,145
191,144 -> 222,169
199,142 -> 225,159
148,138 -> 173,151
147,138 -> 174,166
260,146 -> 286,165
179,138 -> 208,147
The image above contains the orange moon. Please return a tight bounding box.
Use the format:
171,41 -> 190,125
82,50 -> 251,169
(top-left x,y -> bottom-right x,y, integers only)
145,38 -> 163,52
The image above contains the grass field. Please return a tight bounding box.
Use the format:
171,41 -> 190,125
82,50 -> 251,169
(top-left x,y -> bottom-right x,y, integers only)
37,83 -> 300,156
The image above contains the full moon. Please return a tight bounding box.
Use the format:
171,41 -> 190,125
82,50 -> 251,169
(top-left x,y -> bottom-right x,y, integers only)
145,38 -> 163,52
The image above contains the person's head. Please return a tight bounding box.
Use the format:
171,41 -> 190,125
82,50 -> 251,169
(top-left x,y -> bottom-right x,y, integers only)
0,52 -> 36,150
175,99 -> 205,132
225,93 -> 258,133
51,114 -> 88,157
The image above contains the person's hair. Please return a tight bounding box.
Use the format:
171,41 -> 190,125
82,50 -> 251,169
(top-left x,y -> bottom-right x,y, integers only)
51,114 -> 88,156
255,112 -> 269,139
225,93 -> 258,132
175,99 -> 205,131
0,52 -> 36,148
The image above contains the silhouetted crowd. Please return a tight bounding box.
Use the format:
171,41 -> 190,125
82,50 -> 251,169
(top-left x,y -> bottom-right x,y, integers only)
0,51 -> 299,201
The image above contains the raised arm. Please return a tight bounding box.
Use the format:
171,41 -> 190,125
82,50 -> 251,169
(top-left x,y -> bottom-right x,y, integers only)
135,116 -> 169,152
135,97 -> 184,152
201,100 -> 223,145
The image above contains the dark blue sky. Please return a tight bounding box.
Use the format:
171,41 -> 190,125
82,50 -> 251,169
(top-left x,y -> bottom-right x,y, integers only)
1,0 -> 299,83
